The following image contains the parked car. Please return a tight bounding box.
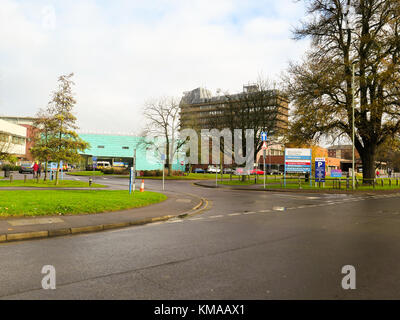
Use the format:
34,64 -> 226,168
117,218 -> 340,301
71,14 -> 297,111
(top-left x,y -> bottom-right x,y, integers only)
223,168 -> 234,174
207,165 -> 221,173
19,163 -> 34,174
250,169 -> 265,175
234,168 -> 249,175
193,168 -> 205,173
267,169 -> 282,175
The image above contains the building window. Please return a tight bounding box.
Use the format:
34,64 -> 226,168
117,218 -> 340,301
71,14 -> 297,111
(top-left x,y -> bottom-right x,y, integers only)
122,146 -> 129,150
11,136 -> 25,145
0,134 -> 9,143
98,145 -> 105,149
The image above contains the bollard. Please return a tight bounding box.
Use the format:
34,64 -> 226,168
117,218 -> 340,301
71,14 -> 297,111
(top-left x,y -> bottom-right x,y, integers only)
381,179 -> 384,187
89,178 -> 93,187
346,178 -> 349,190
10,174 -> 13,183
24,174 -> 27,183
298,177 -> 301,189
397,179 -> 399,186
389,179 -> 392,187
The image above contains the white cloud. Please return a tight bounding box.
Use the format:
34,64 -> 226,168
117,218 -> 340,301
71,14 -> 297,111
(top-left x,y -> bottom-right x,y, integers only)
0,0 -> 308,133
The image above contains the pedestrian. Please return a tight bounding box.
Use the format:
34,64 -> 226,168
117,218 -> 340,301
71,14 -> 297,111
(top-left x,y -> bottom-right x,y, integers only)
376,170 -> 380,178
33,162 -> 39,178
388,168 -> 392,178
37,163 -> 42,178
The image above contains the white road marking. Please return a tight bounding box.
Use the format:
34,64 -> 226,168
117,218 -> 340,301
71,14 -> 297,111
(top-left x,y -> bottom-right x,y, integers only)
210,215 -> 224,218
166,220 -> 183,224
228,213 -> 241,216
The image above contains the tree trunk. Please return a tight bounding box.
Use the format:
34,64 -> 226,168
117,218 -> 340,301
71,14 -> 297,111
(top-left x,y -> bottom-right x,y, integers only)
361,147 -> 376,185
55,163 -> 59,185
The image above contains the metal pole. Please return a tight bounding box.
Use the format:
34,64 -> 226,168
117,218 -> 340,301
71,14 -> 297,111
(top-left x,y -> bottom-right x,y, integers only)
352,63 -> 356,190
263,149 -> 266,189
162,146 -> 165,191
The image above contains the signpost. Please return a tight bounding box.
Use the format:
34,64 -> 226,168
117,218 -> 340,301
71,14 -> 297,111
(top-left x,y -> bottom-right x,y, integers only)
92,156 -> 97,172
129,167 -> 134,194
315,157 -> 326,186
284,148 -> 312,187
161,153 -> 166,191
261,132 -> 268,189
262,142 -> 267,189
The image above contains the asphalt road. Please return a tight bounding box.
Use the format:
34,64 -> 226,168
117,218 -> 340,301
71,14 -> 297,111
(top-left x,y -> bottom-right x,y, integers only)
1,175 -> 400,299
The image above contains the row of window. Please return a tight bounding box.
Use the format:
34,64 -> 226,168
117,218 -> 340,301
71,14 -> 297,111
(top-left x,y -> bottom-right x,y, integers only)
97,146 -> 130,150
0,134 -> 25,145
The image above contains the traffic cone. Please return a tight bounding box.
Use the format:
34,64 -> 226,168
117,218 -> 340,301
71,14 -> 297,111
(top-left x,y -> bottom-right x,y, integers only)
140,179 -> 145,192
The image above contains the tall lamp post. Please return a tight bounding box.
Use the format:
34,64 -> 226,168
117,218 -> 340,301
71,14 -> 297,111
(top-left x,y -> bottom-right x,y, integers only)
352,61 -> 358,189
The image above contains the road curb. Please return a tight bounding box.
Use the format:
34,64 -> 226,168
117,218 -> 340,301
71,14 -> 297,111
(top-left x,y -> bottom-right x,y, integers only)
0,197 -> 209,244
193,182 -> 400,195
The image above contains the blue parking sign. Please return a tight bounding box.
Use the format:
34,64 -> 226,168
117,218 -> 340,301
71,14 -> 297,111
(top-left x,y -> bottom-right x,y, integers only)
315,158 -> 326,182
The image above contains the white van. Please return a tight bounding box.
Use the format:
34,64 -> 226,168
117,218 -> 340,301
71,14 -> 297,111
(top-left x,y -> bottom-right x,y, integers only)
96,161 -> 111,169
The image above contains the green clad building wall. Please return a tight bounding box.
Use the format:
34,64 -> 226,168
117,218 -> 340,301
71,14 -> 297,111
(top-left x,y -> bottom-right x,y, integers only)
79,134 -> 184,171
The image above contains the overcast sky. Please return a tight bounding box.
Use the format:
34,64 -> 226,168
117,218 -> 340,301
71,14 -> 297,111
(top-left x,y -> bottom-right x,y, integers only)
0,0 -> 309,134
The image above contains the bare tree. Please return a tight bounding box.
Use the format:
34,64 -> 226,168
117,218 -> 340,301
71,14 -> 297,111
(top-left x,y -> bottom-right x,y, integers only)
141,97 -> 184,176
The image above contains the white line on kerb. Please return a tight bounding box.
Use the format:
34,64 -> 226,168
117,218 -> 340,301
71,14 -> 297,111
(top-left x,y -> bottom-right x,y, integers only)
210,215 -> 224,218
228,213 -> 241,216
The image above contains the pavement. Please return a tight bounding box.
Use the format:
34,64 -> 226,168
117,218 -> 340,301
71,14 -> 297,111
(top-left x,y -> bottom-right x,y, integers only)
0,173 -> 207,242
1,175 -> 400,299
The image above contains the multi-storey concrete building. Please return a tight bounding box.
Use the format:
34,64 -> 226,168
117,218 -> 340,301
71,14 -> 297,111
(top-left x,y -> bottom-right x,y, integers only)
179,85 -> 289,134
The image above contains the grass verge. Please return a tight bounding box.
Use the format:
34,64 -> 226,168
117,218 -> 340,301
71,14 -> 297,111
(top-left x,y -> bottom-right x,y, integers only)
0,179 -> 105,188
0,190 -> 167,217
141,173 -> 235,180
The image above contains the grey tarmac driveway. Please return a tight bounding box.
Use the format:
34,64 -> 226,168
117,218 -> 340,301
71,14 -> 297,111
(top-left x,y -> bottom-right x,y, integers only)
1,176 -> 400,299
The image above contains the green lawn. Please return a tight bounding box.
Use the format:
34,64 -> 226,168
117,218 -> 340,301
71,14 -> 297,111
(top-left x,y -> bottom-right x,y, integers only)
67,171 -> 105,176
141,173 -> 236,180
0,190 -> 167,216
0,179 -> 106,188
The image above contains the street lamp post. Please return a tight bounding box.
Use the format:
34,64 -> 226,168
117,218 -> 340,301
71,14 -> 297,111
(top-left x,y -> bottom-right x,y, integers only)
352,63 -> 356,189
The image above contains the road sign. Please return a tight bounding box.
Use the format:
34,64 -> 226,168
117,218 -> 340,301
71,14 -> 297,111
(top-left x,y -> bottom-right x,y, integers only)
262,141 -> 268,150
261,132 -> 268,142
284,148 -> 312,173
315,158 -> 326,182
331,169 -> 342,178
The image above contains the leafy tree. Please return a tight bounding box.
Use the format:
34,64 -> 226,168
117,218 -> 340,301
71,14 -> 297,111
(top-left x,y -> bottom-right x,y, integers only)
31,73 -> 89,184
284,0 -> 400,183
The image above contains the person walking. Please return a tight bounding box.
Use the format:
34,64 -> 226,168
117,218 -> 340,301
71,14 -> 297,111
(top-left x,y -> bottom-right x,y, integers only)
33,162 -> 39,178
37,163 -> 42,178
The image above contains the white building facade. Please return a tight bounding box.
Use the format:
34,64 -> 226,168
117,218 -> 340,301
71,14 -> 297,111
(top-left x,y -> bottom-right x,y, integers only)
0,118 -> 27,158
